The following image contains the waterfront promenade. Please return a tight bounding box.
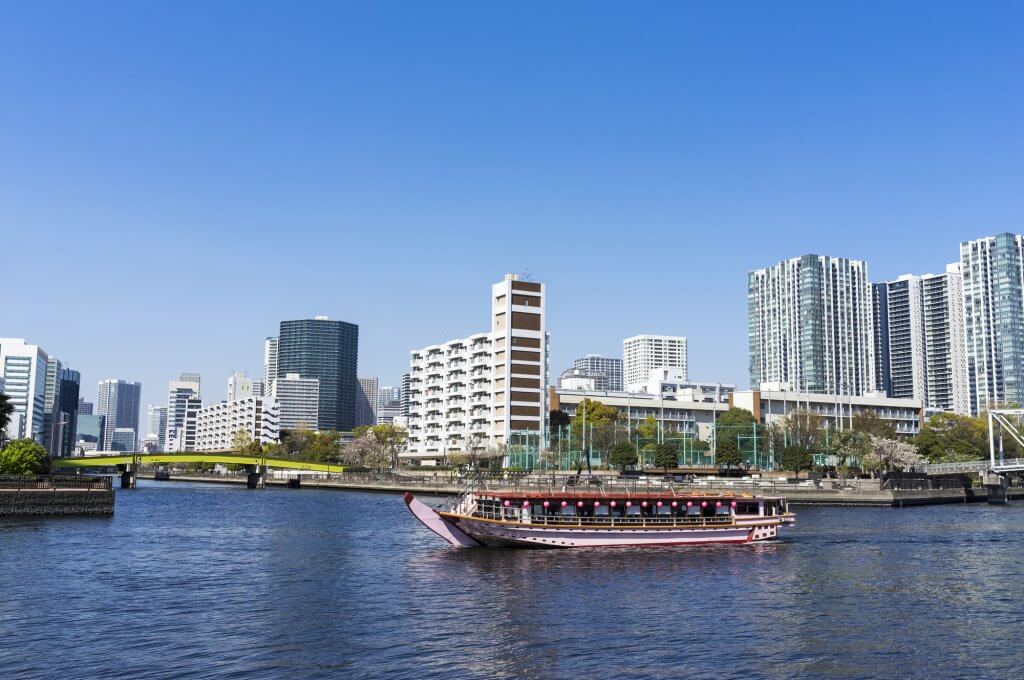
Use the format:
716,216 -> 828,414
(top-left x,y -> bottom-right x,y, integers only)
143,470 -> 1024,506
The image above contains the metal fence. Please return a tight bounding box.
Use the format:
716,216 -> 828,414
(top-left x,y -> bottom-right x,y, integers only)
0,475 -> 112,491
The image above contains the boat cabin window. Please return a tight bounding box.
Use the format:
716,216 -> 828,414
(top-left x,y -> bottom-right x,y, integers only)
686,505 -> 702,517
735,502 -> 759,515
657,505 -> 672,516
626,506 -> 642,516
715,505 -> 731,516
594,506 -> 609,517
561,505 -> 577,517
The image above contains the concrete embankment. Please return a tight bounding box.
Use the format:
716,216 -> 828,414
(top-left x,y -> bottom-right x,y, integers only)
149,474 -> 1024,506
0,477 -> 115,517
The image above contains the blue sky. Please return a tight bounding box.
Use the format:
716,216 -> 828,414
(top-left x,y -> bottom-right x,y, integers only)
1,1 -> 1022,407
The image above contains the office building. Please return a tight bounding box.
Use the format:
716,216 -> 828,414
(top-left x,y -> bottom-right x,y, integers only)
78,398 -> 93,415
277,316 -> 359,431
405,274 -> 547,464
271,373 -> 320,431
378,386 -> 401,411
623,335 -> 687,390
572,355 -> 623,391
96,379 -> 141,451
57,368 -> 81,457
961,233 -> 1024,414
165,373 -> 201,452
0,338 -> 49,442
147,404 -> 168,451
41,355 -> 64,455
74,414 -> 105,453
356,377 -> 379,427
264,337 -> 278,387
748,254 -> 874,395
195,396 -> 279,451
109,427 -> 136,452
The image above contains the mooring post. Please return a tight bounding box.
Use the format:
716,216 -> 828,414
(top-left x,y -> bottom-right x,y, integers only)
983,471 -> 1009,504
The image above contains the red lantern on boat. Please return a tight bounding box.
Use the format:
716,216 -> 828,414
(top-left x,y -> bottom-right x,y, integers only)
609,501 -> 617,508
543,501 -> 550,508
700,501 -> 708,508
656,501 -> 663,508
641,501 -> 648,508
523,501 -> 530,508
625,501 -> 632,507
671,501 -> 678,508
560,501 -> 568,507
503,500 -> 510,507
594,501 -> 601,507
730,501 -> 737,508
715,501 -> 722,508
577,501 -> 584,508
686,501 -> 693,507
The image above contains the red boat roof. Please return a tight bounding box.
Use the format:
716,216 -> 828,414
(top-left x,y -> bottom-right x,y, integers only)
474,490 -> 776,501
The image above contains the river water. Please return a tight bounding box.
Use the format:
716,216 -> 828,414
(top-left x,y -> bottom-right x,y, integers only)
1,481 -> 1022,679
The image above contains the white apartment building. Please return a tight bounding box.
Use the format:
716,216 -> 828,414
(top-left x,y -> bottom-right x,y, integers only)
922,264 -> 970,415
168,395 -> 202,452
406,274 -> 547,464
165,373 -> 201,452
264,337 -> 278,386
748,255 -> 875,396
572,354 -> 623,391
271,373 -> 320,431
195,396 -> 279,451
623,335 -> 687,389
0,338 -> 49,442
227,371 -> 256,401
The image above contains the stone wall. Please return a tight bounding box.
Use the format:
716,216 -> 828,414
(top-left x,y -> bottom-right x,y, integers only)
0,490 -> 115,517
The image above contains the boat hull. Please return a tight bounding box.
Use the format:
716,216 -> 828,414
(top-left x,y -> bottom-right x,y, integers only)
450,516 -> 777,548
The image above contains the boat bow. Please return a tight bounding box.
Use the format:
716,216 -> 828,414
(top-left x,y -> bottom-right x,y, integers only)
404,493 -> 481,548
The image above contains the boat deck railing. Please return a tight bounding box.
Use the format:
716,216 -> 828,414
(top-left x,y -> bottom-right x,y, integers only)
468,507 -> 737,528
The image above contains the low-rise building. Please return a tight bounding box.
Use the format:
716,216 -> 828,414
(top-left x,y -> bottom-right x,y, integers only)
195,396 -> 279,451
551,388 -> 729,442
730,388 -> 924,436
628,368 -> 734,403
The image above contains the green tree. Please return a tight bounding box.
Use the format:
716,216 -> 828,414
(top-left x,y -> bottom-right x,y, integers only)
715,439 -> 743,470
914,412 -> 987,463
549,409 -> 571,431
714,408 -> 757,468
0,439 -> 50,475
608,440 -> 638,471
851,410 -> 897,438
653,442 -> 678,472
785,410 -> 823,452
282,427 -> 315,457
0,393 -> 14,446
636,415 -> 659,442
242,439 -> 264,455
262,441 -> 284,457
779,445 -> 813,479
305,430 -> 342,463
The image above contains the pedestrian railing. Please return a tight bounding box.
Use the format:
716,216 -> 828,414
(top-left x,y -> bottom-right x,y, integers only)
0,475 -> 112,491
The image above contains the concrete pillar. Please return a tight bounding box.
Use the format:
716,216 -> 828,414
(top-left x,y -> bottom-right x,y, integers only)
983,471 -> 1009,504
245,464 -> 266,489
118,463 -> 137,489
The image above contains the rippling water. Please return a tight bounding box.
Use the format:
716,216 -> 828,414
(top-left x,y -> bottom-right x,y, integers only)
2,481 -> 1023,679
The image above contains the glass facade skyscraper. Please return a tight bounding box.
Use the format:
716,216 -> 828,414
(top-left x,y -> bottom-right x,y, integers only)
748,254 -> 875,395
277,317 -> 359,432
961,233 -> 1024,414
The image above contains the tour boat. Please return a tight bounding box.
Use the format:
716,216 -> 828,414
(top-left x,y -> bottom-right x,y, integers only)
405,487 -> 796,549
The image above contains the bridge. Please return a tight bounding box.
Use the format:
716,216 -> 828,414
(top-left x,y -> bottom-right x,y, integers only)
53,453 -> 344,489
923,409 -> 1024,503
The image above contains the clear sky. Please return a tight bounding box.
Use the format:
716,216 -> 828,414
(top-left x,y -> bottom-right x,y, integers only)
1,2 -> 1022,409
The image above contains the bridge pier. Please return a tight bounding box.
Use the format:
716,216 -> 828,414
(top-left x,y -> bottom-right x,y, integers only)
983,471 -> 1009,504
117,463 -> 138,489
245,465 -> 266,490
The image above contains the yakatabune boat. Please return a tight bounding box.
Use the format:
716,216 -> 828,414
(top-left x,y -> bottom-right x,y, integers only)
406,488 -> 796,548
